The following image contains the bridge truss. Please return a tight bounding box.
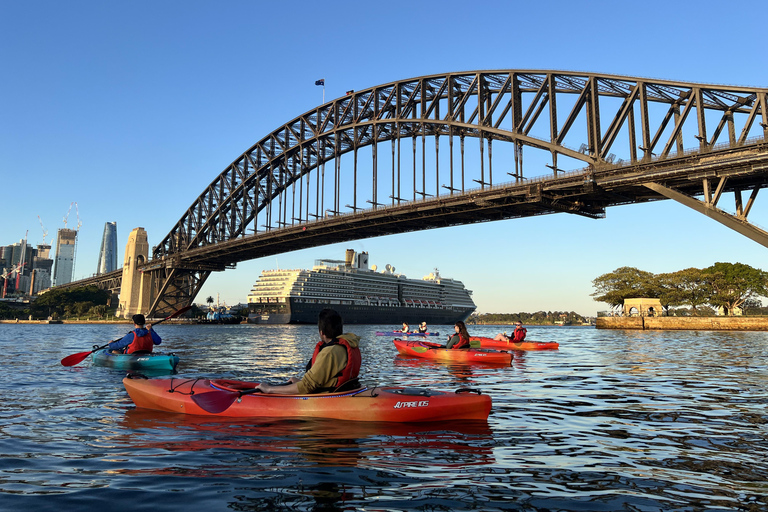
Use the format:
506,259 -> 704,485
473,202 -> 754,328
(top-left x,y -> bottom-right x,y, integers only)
106,70 -> 767,317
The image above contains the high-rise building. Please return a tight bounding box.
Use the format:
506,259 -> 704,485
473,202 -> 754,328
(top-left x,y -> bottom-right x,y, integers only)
97,222 -> 118,275
52,228 -> 78,286
32,244 -> 53,294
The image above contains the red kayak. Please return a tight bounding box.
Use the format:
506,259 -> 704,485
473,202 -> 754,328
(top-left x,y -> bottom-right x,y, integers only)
469,336 -> 559,351
123,375 -> 491,422
393,339 -> 513,365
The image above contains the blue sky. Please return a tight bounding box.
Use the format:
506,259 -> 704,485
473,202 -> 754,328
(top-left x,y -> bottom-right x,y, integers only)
2,0 -> 767,316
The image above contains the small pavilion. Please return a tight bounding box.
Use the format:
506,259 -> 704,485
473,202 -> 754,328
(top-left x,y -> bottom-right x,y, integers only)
623,298 -> 662,317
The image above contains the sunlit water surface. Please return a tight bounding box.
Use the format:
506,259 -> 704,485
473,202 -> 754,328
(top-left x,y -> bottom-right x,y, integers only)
0,323 -> 766,511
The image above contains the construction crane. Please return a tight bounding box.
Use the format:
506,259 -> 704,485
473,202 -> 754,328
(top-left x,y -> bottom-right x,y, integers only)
38,216 -> 48,245
62,202 -> 82,230
74,201 -> 82,230
63,202 -> 73,229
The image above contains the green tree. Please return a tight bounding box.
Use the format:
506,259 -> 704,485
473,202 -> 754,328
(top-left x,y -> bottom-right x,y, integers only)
591,267 -> 660,307
703,262 -> 768,315
32,285 -> 110,319
657,268 -> 711,314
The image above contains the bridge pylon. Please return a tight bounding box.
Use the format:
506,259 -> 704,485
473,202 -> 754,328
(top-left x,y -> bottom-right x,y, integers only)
116,227 -> 152,319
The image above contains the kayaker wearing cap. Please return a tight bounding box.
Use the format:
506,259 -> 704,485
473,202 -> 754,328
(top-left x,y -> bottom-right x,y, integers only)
108,314 -> 162,354
494,321 -> 527,342
255,308 -> 362,394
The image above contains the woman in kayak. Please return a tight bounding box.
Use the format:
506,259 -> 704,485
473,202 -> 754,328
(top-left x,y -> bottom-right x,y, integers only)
446,320 -> 470,349
255,308 -> 362,394
417,322 -> 428,333
107,314 -> 162,354
398,322 -> 410,333
494,322 -> 527,342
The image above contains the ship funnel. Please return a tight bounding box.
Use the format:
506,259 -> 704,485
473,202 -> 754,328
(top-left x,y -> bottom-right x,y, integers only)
345,249 -> 355,267
357,251 -> 369,270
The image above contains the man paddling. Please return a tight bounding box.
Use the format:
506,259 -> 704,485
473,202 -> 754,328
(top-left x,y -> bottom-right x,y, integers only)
255,308 -> 361,394
108,314 -> 162,354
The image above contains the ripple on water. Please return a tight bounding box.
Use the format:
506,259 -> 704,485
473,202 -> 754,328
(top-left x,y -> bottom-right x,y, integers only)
0,324 -> 767,511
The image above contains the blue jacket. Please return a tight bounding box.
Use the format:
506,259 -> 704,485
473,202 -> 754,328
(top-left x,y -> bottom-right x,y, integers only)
107,327 -> 162,351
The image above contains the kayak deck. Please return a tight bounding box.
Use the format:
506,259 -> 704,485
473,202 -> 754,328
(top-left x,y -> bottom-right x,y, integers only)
123,376 -> 491,422
92,350 -> 180,371
469,336 -> 559,351
393,339 -> 513,365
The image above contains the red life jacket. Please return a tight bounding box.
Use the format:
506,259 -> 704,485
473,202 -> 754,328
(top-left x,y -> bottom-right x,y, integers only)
449,333 -> 470,349
512,327 -> 527,342
125,331 -> 154,354
309,337 -> 361,389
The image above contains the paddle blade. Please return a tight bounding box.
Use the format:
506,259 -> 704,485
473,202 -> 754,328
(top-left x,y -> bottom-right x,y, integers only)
60,351 -> 93,367
191,390 -> 241,414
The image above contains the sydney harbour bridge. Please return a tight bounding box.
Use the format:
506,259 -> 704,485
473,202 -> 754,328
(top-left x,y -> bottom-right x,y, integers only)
61,70 -> 768,317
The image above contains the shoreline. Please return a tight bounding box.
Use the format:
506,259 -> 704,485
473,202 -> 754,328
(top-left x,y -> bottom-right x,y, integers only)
596,316 -> 768,331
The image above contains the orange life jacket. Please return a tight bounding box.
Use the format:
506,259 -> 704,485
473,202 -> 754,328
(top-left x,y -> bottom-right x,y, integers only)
308,337 -> 361,389
512,327 -> 527,342
125,331 -> 154,354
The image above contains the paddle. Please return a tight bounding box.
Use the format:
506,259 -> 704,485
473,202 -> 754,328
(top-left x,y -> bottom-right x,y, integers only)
192,386 -> 264,414
60,305 -> 192,367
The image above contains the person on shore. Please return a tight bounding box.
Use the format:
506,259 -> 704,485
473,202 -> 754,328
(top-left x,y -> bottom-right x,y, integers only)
494,321 -> 527,343
255,308 -> 361,394
108,314 -> 162,354
417,321 -> 428,333
398,322 -> 410,333
446,320 -> 470,349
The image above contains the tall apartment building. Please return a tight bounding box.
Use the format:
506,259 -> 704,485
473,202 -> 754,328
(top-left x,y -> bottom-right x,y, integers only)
97,222 -> 118,275
52,228 -> 78,286
32,244 -> 53,293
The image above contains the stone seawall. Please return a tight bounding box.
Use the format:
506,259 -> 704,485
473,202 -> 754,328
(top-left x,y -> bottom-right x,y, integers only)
596,316 -> 768,331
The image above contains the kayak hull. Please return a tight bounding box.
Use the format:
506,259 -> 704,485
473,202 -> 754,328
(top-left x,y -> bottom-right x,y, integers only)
393,339 -> 513,365
469,336 -> 559,351
122,376 -> 491,422
376,331 -> 439,337
92,350 -> 180,371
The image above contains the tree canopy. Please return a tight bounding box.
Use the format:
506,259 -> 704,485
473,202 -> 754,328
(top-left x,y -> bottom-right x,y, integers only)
591,267 -> 661,307
592,262 -> 768,315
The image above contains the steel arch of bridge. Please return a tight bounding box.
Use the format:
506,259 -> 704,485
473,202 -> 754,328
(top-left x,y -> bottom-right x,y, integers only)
146,70 -> 768,316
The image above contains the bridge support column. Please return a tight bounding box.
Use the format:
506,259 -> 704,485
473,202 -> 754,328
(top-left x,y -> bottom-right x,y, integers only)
116,227 -> 152,319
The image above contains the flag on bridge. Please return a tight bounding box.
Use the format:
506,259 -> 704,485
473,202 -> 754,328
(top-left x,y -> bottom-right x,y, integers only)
315,79 -> 325,86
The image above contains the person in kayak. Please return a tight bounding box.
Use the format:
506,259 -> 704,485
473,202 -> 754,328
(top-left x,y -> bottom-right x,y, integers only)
446,320 -> 470,349
398,322 -> 410,333
417,322 -> 428,333
255,308 -> 362,394
107,314 -> 162,354
494,322 -> 527,342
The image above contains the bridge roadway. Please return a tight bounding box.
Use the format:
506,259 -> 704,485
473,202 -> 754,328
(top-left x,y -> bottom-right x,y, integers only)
71,138 -> 768,298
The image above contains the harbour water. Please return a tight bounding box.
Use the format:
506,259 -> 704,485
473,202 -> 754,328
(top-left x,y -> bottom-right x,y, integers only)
1,323 -> 766,511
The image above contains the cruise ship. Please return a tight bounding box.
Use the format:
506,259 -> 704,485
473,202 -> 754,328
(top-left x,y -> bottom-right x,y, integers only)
246,249 -> 476,324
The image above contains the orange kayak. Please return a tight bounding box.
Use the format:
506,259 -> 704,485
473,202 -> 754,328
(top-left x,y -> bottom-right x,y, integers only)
469,336 -> 559,351
122,375 -> 491,422
393,339 -> 513,365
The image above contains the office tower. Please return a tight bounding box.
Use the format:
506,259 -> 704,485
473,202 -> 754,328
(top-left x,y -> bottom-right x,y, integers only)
52,228 -> 78,286
97,222 -> 118,275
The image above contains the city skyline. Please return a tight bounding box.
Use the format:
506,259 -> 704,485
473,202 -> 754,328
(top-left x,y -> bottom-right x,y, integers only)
2,1 -> 767,316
